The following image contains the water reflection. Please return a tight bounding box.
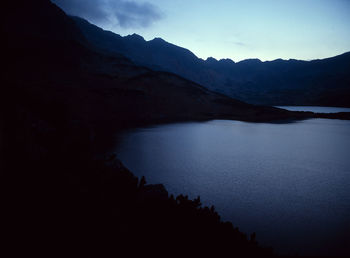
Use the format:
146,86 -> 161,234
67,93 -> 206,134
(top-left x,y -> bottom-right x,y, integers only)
114,118 -> 350,255
276,106 -> 350,113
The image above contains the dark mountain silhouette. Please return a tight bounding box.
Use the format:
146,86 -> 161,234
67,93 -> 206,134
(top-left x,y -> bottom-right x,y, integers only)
0,1 -> 296,257
72,16 -> 350,107
3,1 -> 318,136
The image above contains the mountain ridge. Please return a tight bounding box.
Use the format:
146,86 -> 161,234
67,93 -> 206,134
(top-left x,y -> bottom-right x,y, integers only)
4,0 -> 317,142
71,16 -> 350,64
1,2 -> 277,256
72,16 -> 350,107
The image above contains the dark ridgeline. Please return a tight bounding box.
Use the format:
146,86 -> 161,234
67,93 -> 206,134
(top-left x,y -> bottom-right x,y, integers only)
72,16 -> 350,107
1,0 -> 276,257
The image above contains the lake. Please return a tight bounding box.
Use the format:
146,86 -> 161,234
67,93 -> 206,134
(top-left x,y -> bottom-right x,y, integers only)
113,111 -> 350,255
276,106 -> 350,113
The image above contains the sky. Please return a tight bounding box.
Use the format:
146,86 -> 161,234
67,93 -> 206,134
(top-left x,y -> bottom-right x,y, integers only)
52,0 -> 350,62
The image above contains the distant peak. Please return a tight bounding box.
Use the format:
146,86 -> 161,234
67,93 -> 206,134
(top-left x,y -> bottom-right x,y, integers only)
125,33 -> 145,41
151,37 -> 165,42
238,58 -> 262,64
206,57 -> 218,62
268,58 -> 285,63
219,58 -> 235,64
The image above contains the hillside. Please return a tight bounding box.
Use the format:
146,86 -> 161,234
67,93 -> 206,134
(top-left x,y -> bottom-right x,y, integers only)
1,1 -> 291,257
3,2 -> 317,139
72,16 -> 350,107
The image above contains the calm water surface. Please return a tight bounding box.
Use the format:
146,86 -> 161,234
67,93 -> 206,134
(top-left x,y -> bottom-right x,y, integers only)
276,106 -> 350,113
114,115 -> 350,255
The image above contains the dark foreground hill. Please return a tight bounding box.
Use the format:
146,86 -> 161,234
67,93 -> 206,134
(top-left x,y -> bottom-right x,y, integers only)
1,1 -> 276,257
72,16 -> 350,107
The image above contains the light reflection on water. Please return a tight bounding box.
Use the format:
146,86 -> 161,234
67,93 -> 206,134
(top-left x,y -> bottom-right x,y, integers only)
114,117 -> 350,255
276,105 -> 350,113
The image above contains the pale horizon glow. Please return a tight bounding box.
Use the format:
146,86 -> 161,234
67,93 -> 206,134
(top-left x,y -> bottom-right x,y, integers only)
52,0 -> 350,62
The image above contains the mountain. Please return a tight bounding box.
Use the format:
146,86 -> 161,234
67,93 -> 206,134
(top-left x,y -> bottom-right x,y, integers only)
72,16 -> 350,107
3,2 -> 312,141
4,0 -> 321,185
1,1 -> 289,257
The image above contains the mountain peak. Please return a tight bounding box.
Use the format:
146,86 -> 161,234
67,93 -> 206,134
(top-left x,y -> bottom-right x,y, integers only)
125,33 -> 145,42
151,37 -> 165,42
219,58 -> 235,64
206,57 -> 218,63
237,58 -> 262,65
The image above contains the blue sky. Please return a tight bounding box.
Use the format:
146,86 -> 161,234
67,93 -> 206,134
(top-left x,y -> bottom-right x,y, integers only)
52,0 -> 350,61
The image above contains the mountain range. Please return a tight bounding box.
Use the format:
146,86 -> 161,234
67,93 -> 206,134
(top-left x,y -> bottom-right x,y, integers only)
4,0 -> 318,142
72,16 -> 350,107
2,2 -> 279,256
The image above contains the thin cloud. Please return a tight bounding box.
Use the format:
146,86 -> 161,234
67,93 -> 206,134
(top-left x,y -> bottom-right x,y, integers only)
232,41 -> 248,47
51,0 -> 163,28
